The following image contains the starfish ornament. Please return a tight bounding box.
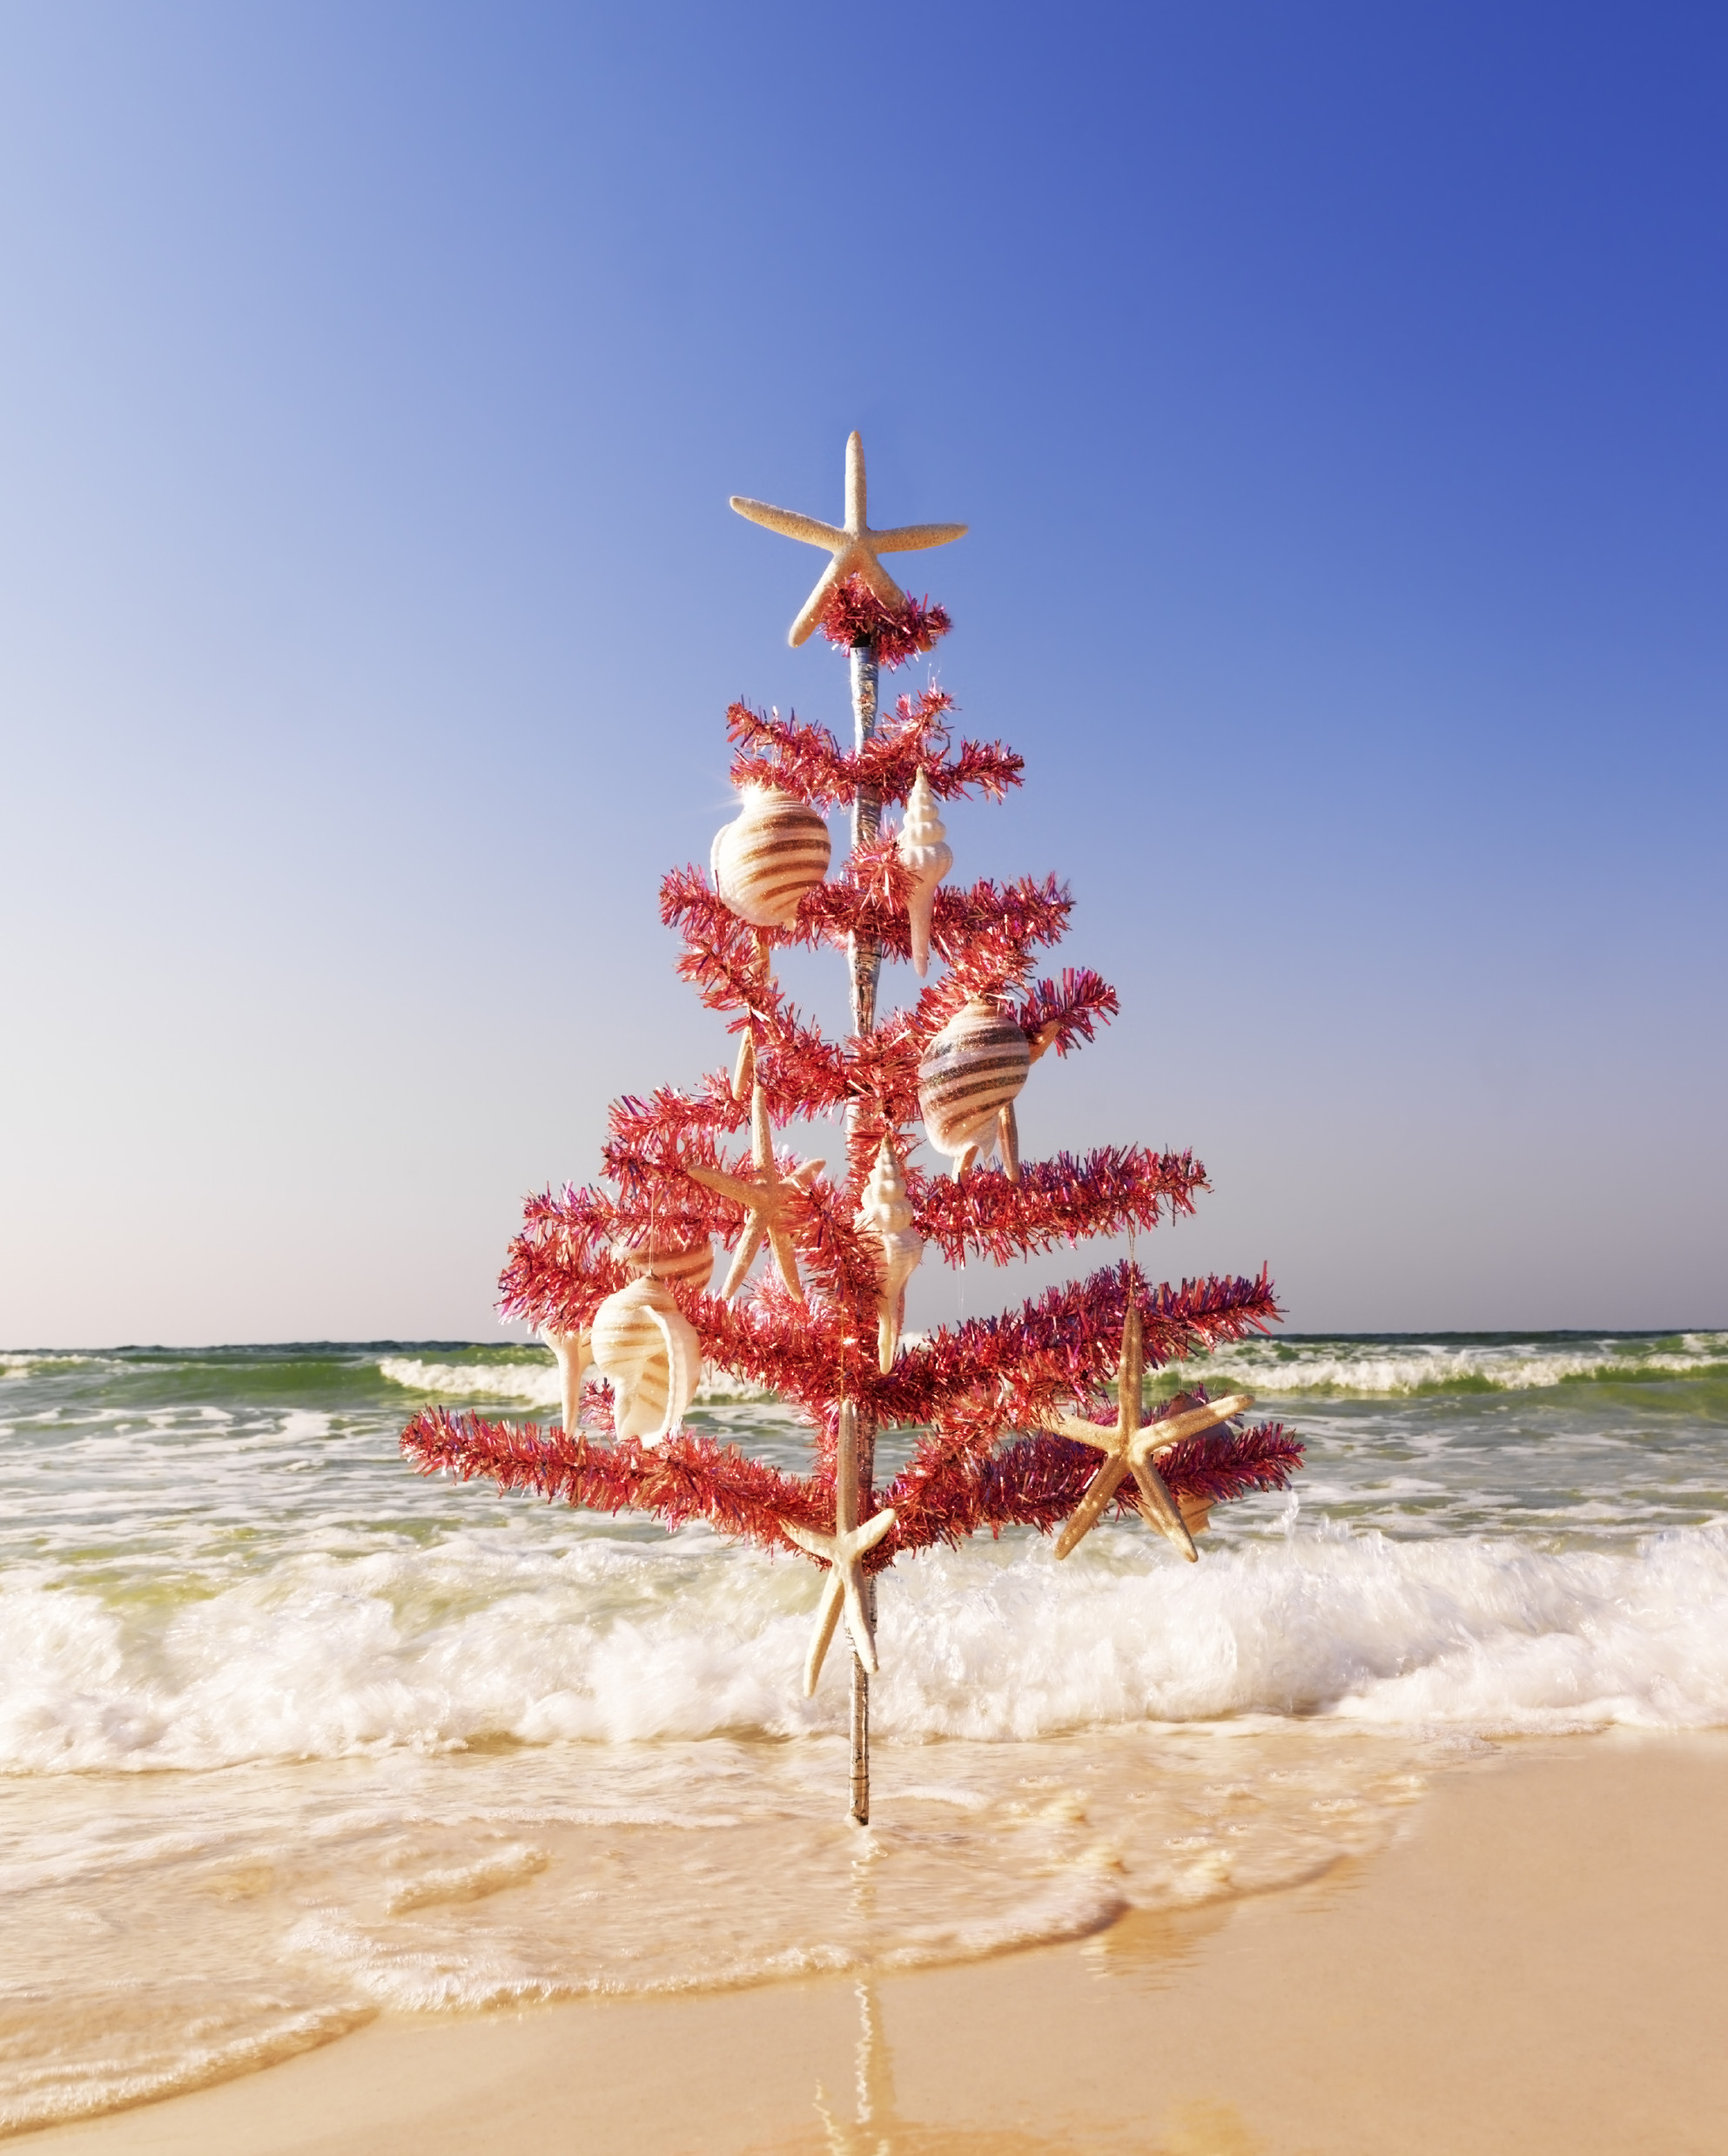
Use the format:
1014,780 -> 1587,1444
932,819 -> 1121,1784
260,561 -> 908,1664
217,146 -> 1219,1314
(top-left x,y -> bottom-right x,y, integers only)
684,1080 -> 822,1300
1044,1304 -> 1255,1562
783,1405 -> 896,1694
731,431 -> 969,646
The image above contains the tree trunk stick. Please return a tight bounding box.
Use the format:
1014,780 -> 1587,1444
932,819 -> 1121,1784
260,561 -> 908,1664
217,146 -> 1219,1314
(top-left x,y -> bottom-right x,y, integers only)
848,640 -> 881,1037
846,636 -> 879,1825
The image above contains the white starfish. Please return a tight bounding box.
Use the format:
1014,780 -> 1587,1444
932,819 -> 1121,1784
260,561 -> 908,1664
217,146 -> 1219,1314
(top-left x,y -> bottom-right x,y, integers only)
731,431 -> 968,646
783,1431 -> 896,1694
1044,1305 -> 1254,1561
684,1079 -> 822,1301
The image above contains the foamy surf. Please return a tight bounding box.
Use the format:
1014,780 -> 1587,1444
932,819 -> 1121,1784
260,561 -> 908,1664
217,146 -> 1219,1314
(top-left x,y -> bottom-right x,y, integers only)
7,1521 -> 1728,1780
1172,1330 -> 1728,1395
379,1355 -> 775,1409
3,1335 -> 1727,2134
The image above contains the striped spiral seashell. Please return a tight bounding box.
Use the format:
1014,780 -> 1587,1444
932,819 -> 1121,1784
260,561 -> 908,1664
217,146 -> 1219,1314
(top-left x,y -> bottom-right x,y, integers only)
855,1139 -> 923,1371
896,769 -> 952,978
542,1327 -> 592,1434
588,1276 -> 702,1445
710,784 -> 831,930
611,1230 -> 716,1295
917,997 -> 1031,1172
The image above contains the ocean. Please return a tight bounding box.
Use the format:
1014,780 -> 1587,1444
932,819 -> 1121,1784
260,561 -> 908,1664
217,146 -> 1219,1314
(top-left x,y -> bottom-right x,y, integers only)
4,1331 -> 1728,2132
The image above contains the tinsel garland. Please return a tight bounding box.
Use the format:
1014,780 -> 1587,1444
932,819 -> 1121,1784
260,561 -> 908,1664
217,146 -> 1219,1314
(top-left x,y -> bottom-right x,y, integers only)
816,578 -> 951,667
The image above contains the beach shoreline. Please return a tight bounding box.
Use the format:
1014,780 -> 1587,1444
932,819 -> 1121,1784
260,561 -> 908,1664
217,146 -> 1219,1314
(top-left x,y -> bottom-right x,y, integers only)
24,1730 -> 1728,2155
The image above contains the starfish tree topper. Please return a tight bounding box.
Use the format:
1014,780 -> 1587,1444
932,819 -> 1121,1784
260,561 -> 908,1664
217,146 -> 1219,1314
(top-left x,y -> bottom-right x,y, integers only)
730,431 -> 968,646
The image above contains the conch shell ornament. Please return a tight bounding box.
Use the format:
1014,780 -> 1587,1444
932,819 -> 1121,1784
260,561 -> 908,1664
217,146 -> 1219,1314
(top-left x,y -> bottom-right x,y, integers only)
896,769 -> 951,977
588,1276 -> 702,1444
710,784 -> 831,930
855,1139 -> 923,1371
917,994 -> 1032,1181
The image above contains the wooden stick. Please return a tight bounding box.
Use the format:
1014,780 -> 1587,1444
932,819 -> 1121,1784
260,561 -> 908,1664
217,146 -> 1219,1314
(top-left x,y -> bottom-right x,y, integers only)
839,1398 -> 876,1823
847,641 -> 881,1038
845,637 -> 880,1828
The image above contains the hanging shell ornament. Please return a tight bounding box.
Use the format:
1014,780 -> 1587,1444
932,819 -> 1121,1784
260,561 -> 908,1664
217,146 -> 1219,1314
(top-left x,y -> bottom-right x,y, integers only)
855,1140 -> 924,1372
710,784 -> 831,930
895,769 -> 952,977
611,1228 -> 716,1294
917,995 -> 1032,1181
588,1276 -> 702,1444
542,1327 -> 592,1434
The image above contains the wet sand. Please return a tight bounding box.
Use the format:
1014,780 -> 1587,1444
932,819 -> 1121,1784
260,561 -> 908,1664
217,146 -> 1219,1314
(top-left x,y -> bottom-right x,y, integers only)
24,1734 -> 1728,2155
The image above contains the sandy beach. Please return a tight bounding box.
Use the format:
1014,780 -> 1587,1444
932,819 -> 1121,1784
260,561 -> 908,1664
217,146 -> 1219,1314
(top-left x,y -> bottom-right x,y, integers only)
21,1734 -> 1726,2155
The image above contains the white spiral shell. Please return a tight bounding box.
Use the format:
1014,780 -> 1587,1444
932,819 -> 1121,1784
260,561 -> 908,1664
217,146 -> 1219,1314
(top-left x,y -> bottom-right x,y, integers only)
855,1140 -> 924,1371
611,1230 -> 716,1294
917,997 -> 1032,1166
896,769 -> 952,978
856,1137 -> 915,1236
588,1276 -> 702,1444
710,785 -> 831,930
542,1327 -> 592,1434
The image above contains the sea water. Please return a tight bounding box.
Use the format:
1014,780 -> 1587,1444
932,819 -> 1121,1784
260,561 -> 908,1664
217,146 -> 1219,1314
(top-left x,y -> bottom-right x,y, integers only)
3,1332 -> 1727,2131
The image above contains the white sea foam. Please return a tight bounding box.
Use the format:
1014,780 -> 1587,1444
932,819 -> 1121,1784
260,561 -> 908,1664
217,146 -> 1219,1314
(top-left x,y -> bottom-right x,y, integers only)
0,2002 -> 373,2138
375,1336 -> 1728,1411
378,1355 -> 776,1411
379,1357 -> 565,1408
1176,1332 -> 1728,1396
5,1519 -> 1728,1776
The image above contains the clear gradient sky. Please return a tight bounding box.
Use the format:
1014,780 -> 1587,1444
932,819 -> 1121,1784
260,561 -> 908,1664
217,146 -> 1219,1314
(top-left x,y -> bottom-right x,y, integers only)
2,2 -> 1724,1347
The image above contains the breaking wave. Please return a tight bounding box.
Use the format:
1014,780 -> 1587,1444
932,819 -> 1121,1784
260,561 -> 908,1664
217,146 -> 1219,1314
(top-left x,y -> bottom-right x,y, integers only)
1174,1331 -> 1728,1398
7,1518 -> 1728,1776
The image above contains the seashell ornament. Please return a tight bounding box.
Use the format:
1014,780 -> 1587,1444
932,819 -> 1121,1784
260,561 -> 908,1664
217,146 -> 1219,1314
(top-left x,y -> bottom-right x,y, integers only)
895,769 -> 952,977
611,1229 -> 716,1295
917,995 -> 1032,1182
542,1327 -> 592,1434
710,785 -> 831,931
855,1139 -> 924,1371
588,1275 -> 702,1445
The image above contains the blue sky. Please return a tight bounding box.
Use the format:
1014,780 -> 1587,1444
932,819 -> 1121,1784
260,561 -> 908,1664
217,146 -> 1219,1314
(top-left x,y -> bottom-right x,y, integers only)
1,2 -> 1723,1345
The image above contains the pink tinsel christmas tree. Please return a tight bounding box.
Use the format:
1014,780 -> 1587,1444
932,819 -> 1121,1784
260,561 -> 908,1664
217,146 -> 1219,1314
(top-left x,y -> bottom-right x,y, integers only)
402,435 -> 1301,1820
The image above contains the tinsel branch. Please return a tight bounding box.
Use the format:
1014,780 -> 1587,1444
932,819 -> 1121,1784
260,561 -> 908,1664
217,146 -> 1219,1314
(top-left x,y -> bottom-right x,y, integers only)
403,1412 -> 835,1553
726,695 -> 1022,811
886,1419 -> 1304,1554
499,1188 -> 631,1335
1017,968 -> 1120,1058
885,1263 -> 1282,1441
791,857 -> 1075,987
910,1147 -> 1207,1266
